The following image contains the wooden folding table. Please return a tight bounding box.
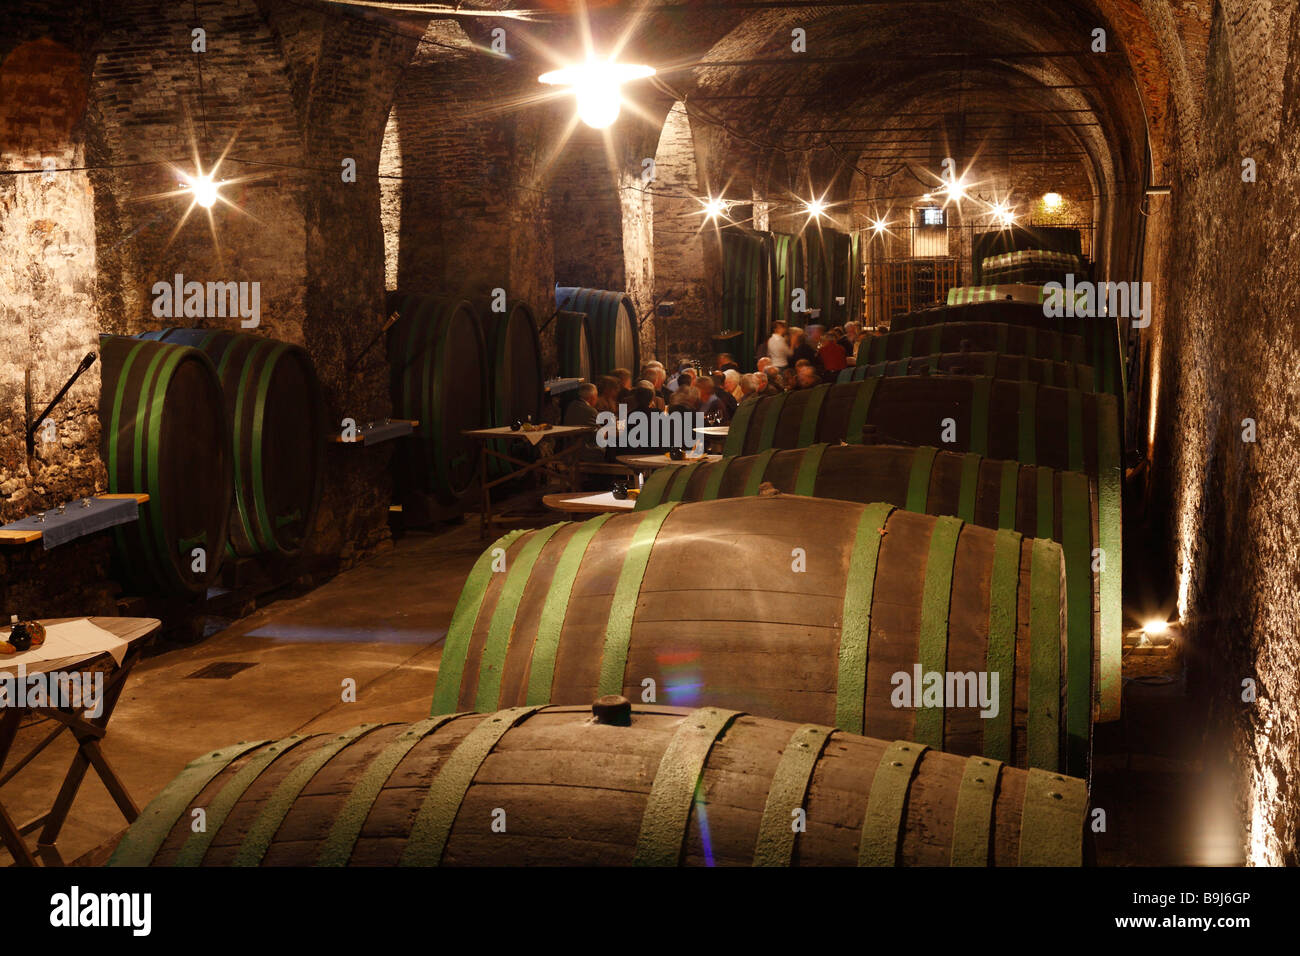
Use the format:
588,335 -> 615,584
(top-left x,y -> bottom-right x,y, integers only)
0,616 -> 159,866
463,425 -> 596,538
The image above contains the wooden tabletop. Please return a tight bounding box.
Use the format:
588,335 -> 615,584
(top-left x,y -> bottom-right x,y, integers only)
463,424 -> 593,438
542,492 -> 637,514
616,453 -> 722,471
3,617 -> 161,676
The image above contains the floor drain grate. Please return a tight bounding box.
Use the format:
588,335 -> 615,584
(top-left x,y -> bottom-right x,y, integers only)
185,661 -> 259,680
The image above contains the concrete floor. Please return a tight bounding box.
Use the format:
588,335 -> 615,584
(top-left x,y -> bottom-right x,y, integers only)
0,520 -> 489,866
0,506 -> 1230,867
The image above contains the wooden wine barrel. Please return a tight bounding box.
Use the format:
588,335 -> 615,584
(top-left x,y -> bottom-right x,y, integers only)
840,351 -> 1095,391
862,322 -> 1087,366
772,232 -> 803,321
635,442 -> 1118,751
386,292 -> 487,506
722,230 -> 768,370
720,376 -> 1123,723
555,310 -> 593,380
554,287 -> 639,374
98,334 -> 232,596
139,329 -> 325,558
888,302 -> 1123,400
481,301 -> 544,427
804,228 -> 833,316
107,703 -> 1087,867
432,496 -> 1073,771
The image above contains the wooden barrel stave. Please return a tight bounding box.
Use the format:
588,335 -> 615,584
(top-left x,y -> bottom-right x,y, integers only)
432,496 -> 1071,771
841,351 -> 1095,391
386,292 -> 488,506
99,334 -> 233,595
141,328 -> 326,557
109,704 -> 1088,867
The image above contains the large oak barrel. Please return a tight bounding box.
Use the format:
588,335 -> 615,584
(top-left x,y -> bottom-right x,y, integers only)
554,287 -> 639,374
139,329 -> 325,557
635,443 -> 1118,755
720,376 -> 1122,722
386,292 -> 487,506
888,302 -> 1123,400
841,351 -> 1095,391
862,322 -> 1087,366
99,334 -> 232,596
481,300 -> 544,427
554,310 -> 593,380
107,704 -> 1087,867
433,496 -> 1072,771
772,232 -> 803,321
721,230 -> 768,371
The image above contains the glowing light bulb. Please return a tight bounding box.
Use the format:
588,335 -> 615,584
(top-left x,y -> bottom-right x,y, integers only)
1142,618 -> 1170,637
943,178 -> 966,202
701,196 -> 729,220
539,59 -> 655,130
1043,192 -> 1063,211
188,173 -> 219,208
871,218 -> 888,234
991,203 -> 1015,227
803,197 -> 827,219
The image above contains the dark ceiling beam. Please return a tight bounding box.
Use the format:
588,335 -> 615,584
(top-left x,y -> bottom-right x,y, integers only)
682,51 -> 1119,69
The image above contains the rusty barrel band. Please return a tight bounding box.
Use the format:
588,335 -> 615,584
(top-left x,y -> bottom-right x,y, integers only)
753,724 -> 834,866
1018,768 -> 1087,866
836,503 -> 895,734
742,448 -> 779,497
106,739 -> 270,866
844,377 -> 880,445
984,528 -> 1022,762
797,385 -> 831,447
635,466 -> 675,509
402,706 -> 544,866
701,455 -> 735,500
233,723 -> 385,867
950,755 -> 1003,866
174,733 -> 314,866
859,740 -> 927,866
756,390 -> 790,452
957,452 -> 982,523
527,514 -> 616,705
723,396 -> 758,457
905,446 -> 938,514
794,443 -> 829,497
634,707 -> 743,866
666,460 -> 705,503
1027,538 -> 1062,770
318,713 -> 470,866
475,524 -> 567,712
431,528 -> 529,715
1060,470 -> 1094,775
914,516 -> 964,749
598,503 -> 676,697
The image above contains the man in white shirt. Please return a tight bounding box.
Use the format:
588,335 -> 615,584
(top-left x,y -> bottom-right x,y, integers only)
767,320 -> 791,369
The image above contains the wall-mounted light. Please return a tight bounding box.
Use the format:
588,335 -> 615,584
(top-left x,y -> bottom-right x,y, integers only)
539,58 -> 655,129
990,203 -> 1016,227
871,217 -> 889,234
1042,192 -> 1063,211
700,195 -> 730,221
802,196 -> 828,220
184,172 -> 221,209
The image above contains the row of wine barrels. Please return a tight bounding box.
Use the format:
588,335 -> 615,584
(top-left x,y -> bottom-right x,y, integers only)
432,495 -> 1074,772
634,442 -> 1119,751
108,703 -> 1087,867
720,377 -> 1122,725
386,292 -> 487,506
840,351 -> 1096,392
722,230 -> 771,371
554,286 -> 639,374
139,329 -> 325,559
863,321 -> 1087,366
804,227 -> 832,317
554,310 -> 593,380
99,335 -> 233,596
888,302 -> 1124,400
